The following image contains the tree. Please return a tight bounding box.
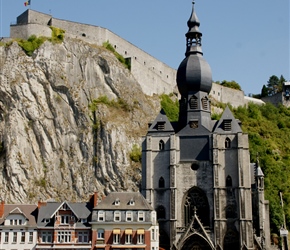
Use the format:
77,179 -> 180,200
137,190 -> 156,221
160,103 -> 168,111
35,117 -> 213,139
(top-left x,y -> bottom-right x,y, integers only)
261,85 -> 268,97
267,75 -> 280,96
220,80 -> 241,91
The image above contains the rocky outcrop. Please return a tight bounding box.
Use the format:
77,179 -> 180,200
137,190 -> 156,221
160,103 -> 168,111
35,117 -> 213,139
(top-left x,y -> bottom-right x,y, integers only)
0,38 -> 160,203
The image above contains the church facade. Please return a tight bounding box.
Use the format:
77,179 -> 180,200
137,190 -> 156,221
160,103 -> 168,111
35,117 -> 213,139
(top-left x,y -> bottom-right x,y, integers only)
141,3 -> 270,250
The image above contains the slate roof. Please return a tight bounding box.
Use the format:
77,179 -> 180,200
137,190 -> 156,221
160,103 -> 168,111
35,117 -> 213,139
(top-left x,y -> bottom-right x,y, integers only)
37,201 -> 92,227
94,192 -> 153,211
213,106 -> 243,134
0,204 -> 38,227
147,109 -> 175,134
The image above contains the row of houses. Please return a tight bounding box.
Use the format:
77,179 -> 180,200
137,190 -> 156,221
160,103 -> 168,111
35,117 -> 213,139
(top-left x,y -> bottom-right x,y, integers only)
0,192 -> 159,250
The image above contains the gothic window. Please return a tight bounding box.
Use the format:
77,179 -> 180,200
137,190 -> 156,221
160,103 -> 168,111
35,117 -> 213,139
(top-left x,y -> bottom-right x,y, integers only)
157,205 -> 166,219
159,140 -> 165,150
189,96 -> 198,109
159,177 -> 165,188
226,205 -> 237,218
223,229 -> 239,250
226,176 -> 232,187
183,187 -> 210,226
225,137 -> 231,148
223,119 -> 232,131
201,97 -> 208,110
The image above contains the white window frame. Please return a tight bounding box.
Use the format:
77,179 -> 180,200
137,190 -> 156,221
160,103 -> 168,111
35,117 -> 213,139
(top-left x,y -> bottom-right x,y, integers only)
113,233 -> 120,244
114,211 -> 121,222
12,232 -> 17,243
28,232 -> 33,243
60,215 -> 69,224
4,232 -> 9,243
21,231 -> 25,243
97,229 -> 104,239
138,211 -> 145,221
125,233 -> 132,244
151,229 -> 155,241
98,211 -> 105,221
137,233 -> 144,244
57,231 -> 71,243
126,211 -> 133,222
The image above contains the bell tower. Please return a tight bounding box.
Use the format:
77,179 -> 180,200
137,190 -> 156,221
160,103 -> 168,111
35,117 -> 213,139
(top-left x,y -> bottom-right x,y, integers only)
142,2 -> 269,250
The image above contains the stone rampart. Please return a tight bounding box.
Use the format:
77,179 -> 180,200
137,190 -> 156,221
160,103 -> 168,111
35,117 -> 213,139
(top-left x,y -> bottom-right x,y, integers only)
9,9 -> 265,107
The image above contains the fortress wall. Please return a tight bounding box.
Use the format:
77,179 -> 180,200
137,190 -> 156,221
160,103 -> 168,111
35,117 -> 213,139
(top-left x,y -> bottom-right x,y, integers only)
210,83 -> 246,108
262,93 -> 283,107
51,17 -> 177,95
10,23 -> 52,40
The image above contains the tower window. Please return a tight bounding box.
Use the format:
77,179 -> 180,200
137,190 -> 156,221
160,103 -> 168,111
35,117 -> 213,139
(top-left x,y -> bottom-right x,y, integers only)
225,137 -> 231,148
189,96 -> 198,109
159,177 -> 165,188
189,120 -> 198,129
159,140 -> 165,150
157,121 -> 165,130
223,119 -> 232,131
226,175 -> 232,187
201,97 -> 208,110
157,205 -> 166,219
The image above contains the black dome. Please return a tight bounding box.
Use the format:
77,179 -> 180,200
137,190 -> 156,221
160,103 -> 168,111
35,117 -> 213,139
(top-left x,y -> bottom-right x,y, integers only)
177,52 -> 212,95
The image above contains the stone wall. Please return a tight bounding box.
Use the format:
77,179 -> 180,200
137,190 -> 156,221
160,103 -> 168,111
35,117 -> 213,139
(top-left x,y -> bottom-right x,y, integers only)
9,9 -> 266,107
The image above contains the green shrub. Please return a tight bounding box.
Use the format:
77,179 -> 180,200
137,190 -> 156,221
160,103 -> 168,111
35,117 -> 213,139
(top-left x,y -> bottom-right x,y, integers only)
18,35 -> 47,56
103,40 -> 131,70
49,26 -> 65,43
160,94 -> 179,122
129,144 -> 142,162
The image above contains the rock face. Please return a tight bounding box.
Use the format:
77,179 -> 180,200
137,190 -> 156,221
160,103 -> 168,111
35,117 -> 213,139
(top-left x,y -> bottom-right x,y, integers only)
0,38 -> 160,203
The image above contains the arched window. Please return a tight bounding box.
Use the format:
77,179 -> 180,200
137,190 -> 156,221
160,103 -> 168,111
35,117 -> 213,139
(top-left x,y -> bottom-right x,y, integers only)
226,205 -> 237,218
189,96 -> 198,109
224,229 -> 239,250
183,187 -> 210,226
225,137 -> 231,148
159,140 -> 165,151
226,176 -> 232,187
157,205 -> 166,219
159,177 -> 165,188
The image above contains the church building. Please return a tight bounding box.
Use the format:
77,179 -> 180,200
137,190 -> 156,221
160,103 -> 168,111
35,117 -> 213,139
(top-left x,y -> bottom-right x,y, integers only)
141,2 -> 270,250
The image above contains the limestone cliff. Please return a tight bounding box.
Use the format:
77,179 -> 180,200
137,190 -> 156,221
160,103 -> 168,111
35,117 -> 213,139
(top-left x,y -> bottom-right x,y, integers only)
0,38 -> 160,203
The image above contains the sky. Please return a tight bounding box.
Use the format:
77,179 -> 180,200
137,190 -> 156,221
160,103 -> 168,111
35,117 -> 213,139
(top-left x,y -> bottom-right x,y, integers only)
0,0 -> 289,96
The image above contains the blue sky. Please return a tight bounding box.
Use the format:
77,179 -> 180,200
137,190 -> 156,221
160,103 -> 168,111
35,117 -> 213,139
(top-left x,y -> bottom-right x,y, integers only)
0,0 -> 289,95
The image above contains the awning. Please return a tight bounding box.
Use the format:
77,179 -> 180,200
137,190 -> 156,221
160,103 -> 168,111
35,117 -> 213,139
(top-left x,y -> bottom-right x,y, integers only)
113,229 -> 121,234
125,229 -> 133,234
137,229 -> 144,234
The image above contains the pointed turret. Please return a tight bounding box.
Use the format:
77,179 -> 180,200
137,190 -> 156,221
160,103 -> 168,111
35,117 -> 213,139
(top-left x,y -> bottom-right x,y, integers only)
176,2 -> 213,132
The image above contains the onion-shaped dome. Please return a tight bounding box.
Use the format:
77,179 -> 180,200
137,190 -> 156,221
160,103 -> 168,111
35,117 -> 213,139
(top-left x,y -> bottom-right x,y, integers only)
177,2 -> 212,95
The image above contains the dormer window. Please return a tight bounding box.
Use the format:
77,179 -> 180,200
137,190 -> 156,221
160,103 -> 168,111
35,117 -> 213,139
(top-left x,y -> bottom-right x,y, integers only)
114,198 -> 120,206
128,198 -> 135,206
126,211 -> 133,221
157,121 -> 165,130
98,211 -> 105,221
223,119 -> 232,131
44,218 -> 50,223
189,96 -> 198,109
114,211 -> 121,222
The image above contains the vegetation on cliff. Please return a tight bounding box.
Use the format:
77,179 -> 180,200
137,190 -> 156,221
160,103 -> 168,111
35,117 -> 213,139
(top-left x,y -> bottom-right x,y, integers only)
233,103 -> 290,234
161,93 -> 290,234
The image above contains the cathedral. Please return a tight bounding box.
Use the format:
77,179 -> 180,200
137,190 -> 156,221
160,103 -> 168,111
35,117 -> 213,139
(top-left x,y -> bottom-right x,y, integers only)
141,2 -> 270,250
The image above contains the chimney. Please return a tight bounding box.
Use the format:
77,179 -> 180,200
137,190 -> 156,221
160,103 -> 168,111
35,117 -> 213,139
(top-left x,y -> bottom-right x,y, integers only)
38,199 -> 47,209
89,192 -> 99,208
0,199 -> 5,218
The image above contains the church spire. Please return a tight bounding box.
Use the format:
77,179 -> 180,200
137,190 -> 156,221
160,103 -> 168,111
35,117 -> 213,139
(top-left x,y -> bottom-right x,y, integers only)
185,1 -> 203,56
